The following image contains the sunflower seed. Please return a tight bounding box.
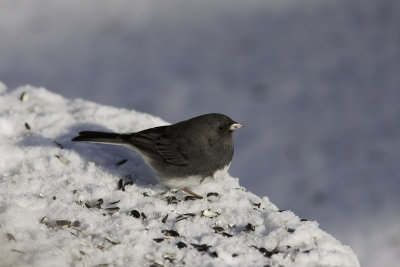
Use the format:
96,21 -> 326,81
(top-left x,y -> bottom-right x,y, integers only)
6,233 -> 16,242
184,196 -> 198,201
161,230 -> 180,238
55,155 -> 70,165
130,210 -> 140,219
54,141 -> 64,149
56,219 -> 71,228
162,214 -> 168,223
20,92 -> 29,102
163,253 -> 176,261
176,241 -> 187,249
24,122 -> 31,130
207,192 -> 219,197
105,236 -> 121,245
244,223 -> 255,232
212,226 -> 225,233
166,196 -> 178,205
11,249 -> 25,254
153,238 -> 165,243
84,200 -> 91,208
191,243 -> 211,252
40,216 -> 49,224
95,198 -> 104,208
109,200 -> 120,205
202,209 -> 220,218
94,245 -> 108,251
222,232 -> 233,237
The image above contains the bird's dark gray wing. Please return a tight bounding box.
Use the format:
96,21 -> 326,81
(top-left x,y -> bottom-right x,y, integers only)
131,126 -> 190,166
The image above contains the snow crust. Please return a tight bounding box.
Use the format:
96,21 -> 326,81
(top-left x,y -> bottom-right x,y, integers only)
0,85 -> 359,267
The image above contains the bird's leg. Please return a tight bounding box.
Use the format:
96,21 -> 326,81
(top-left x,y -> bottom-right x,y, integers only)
181,187 -> 203,199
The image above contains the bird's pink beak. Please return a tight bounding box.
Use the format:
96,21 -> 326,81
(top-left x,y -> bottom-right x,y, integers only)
229,122 -> 243,131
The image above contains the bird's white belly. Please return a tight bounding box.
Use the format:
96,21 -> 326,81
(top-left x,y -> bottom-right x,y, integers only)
159,163 -> 231,189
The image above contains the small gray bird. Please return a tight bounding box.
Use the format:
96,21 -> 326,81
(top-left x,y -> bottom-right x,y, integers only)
72,113 -> 243,198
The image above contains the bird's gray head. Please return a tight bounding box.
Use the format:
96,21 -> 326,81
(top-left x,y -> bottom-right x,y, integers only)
190,113 -> 243,138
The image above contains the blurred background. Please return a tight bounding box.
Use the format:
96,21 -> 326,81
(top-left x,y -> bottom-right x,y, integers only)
1,0 -> 399,266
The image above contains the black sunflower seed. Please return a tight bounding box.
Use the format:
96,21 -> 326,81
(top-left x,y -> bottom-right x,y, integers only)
245,223 -> 255,232
176,241 -> 187,249
191,243 -> 211,252
162,230 -> 180,237
130,210 -> 140,219
222,232 -> 233,237
212,226 -> 225,233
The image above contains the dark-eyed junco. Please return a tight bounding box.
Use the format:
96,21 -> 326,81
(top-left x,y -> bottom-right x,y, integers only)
72,113 -> 243,198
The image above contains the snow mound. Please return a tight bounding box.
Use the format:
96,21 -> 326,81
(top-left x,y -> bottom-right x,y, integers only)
0,85 -> 360,267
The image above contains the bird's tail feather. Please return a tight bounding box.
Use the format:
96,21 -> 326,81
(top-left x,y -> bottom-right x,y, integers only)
72,131 -> 129,145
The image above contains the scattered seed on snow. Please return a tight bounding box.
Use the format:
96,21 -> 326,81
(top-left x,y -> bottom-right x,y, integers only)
105,236 -> 121,245
20,92 -> 29,102
166,196 -> 179,205
6,233 -> 16,242
222,232 -> 233,237
40,216 -> 49,224
163,253 -> 176,261
108,200 -> 120,205
153,238 -> 165,243
207,192 -> 219,197
191,243 -> 211,252
152,259 -> 165,267
95,198 -> 104,208
286,228 -> 296,233
212,226 -> 225,233
105,207 -> 120,212
11,249 -> 25,254
161,230 -> 180,238
94,245 -> 108,251
24,122 -> 31,130
118,179 -> 123,190
54,141 -> 64,149
176,241 -> 187,249
202,209 -> 220,218
55,155 -> 70,165
84,200 -> 91,208
56,219 -> 72,228
141,212 -> 147,220
209,251 -> 218,258
162,214 -> 168,223
244,223 -> 255,232
130,210 -> 140,219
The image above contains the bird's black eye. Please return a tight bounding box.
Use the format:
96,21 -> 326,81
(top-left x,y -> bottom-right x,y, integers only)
218,125 -> 224,131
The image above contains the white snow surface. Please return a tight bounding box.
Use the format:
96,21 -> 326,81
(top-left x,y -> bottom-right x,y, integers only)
0,86 -> 359,267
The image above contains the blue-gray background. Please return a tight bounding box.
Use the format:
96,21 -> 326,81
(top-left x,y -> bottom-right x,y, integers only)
1,0 -> 399,266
